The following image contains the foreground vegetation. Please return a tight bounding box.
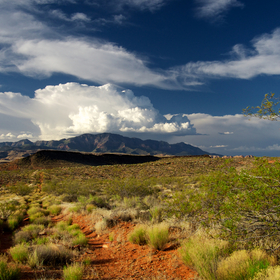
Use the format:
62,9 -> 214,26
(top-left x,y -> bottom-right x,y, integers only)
1,155 -> 280,279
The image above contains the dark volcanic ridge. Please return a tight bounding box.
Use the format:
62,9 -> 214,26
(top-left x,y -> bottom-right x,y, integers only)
0,133 -> 212,163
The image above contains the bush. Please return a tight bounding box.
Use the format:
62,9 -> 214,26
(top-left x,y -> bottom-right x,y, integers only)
147,224 -> 169,251
128,225 -> 147,245
34,244 -> 74,266
63,263 -> 83,280
27,207 -> 41,217
217,249 -> 274,280
180,236 -> 228,280
32,216 -> 50,226
10,244 -> 29,263
22,224 -> 44,239
7,217 -> 19,231
27,249 -> 42,269
14,230 -> 31,244
0,254 -> 20,280
48,205 -> 62,215
72,234 -> 88,247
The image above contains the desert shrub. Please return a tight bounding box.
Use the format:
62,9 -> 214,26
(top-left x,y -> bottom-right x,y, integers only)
68,205 -> 82,213
27,207 -> 41,217
10,182 -> 34,196
253,265 -> 280,280
128,225 -> 148,245
72,233 -> 88,247
123,197 -> 143,209
180,236 -> 228,280
147,223 -> 169,251
0,254 -> 20,280
33,237 -> 49,245
7,217 -> 19,231
27,249 -> 42,269
104,178 -> 155,199
149,207 -> 162,223
10,244 -> 29,263
67,224 -> 80,232
0,201 -> 17,221
86,204 -> 95,213
143,195 -> 159,208
56,221 -> 69,231
63,263 -> 84,280
48,205 -> 62,215
22,224 -> 44,239
217,249 -> 274,280
95,218 -> 115,234
90,196 -> 109,209
29,212 -> 45,223
14,230 -> 32,244
32,216 -> 50,226
34,244 -> 74,266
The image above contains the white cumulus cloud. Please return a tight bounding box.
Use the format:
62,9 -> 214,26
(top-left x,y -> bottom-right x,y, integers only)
0,83 -> 196,140
177,28 -> 280,82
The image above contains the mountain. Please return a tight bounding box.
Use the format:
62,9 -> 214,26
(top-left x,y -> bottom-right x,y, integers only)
0,133 -> 211,162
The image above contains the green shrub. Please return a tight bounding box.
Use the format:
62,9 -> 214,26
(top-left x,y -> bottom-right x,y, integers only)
0,254 -> 20,280
180,236 -> 228,280
7,217 -> 19,231
10,244 -> 29,263
86,204 -> 95,213
147,224 -> 169,251
27,207 -> 41,217
48,205 -> 62,215
63,263 -> 83,280
128,225 -> 147,245
72,234 -> 88,247
22,224 -> 44,239
32,216 -> 50,226
10,182 -> 34,196
33,237 -> 49,245
56,221 -> 69,231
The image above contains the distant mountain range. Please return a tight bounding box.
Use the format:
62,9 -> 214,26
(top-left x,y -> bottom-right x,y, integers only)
0,133 -> 211,162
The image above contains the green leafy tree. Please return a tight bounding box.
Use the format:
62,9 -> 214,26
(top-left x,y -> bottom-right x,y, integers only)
243,93 -> 280,120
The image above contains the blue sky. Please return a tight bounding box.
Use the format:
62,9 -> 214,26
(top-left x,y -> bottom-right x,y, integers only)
0,0 -> 280,156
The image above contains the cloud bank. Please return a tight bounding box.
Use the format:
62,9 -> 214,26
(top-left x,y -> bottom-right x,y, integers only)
168,113 -> 280,156
0,83 -> 196,140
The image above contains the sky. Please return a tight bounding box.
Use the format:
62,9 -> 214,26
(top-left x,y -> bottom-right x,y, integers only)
0,0 -> 280,156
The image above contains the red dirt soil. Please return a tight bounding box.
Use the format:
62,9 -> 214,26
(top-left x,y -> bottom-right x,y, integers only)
58,214 -> 198,279
0,214 -> 198,279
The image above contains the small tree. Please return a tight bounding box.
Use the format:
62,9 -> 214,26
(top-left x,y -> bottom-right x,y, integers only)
243,93 -> 280,120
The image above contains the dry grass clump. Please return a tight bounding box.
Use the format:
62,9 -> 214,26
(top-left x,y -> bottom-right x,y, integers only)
147,223 -> 169,251
180,235 -> 228,280
217,249 -> 275,280
32,243 -> 74,266
63,262 -> 84,280
253,265 -> 280,280
10,243 -> 29,263
128,225 -> 148,245
0,254 -> 20,280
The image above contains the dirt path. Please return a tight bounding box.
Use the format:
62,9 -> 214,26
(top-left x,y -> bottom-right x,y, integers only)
61,214 -> 199,280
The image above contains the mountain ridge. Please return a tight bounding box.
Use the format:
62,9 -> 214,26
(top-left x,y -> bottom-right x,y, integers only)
0,133 -> 212,162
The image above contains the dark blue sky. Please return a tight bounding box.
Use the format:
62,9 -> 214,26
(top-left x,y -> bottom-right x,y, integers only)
1,0 -> 280,156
